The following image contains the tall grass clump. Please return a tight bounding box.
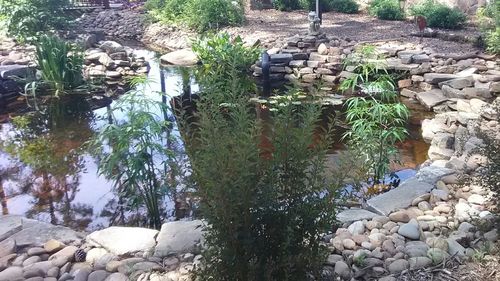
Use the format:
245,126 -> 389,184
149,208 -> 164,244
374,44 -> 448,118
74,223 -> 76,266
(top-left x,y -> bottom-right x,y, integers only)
410,0 -> 467,29
186,33 -> 344,280
340,45 -> 409,196
32,35 -> 84,98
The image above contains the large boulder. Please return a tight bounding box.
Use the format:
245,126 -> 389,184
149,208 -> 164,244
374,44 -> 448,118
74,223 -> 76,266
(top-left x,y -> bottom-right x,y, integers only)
8,218 -> 81,247
154,220 -> 204,257
86,227 -> 159,256
160,49 -> 199,66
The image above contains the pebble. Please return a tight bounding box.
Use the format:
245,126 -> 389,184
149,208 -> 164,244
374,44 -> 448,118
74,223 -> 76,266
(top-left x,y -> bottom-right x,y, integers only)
334,261 -> 351,280
398,223 -> 420,240
88,270 -> 110,281
342,239 -> 356,250
389,210 -> 410,223
43,240 -> 65,253
388,259 -> 409,274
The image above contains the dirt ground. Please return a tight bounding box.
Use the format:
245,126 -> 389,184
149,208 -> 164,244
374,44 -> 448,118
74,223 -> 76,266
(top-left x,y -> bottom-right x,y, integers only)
225,9 -> 482,54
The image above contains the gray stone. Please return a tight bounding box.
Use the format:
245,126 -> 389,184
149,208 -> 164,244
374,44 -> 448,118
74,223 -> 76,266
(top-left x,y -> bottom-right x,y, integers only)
424,73 -> 458,84
484,230 -> 498,242
446,238 -> 466,257
154,220 -> 204,257
22,256 -> 41,266
73,268 -> 91,281
0,65 -> 33,79
0,266 -> 22,281
99,41 -> 124,54
0,239 -> 15,259
87,227 -> 158,256
88,270 -> 110,281
398,223 -> 420,240
334,261 -> 351,280
427,248 -> 449,264
409,257 -> 432,269
416,89 -> 448,110
160,49 -> 198,66
405,241 -> 429,257
0,216 -> 23,242
8,219 -> 80,247
415,166 -> 454,185
439,77 -> 473,89
467,194 -> 486,205
388,259 -> 409,274
347,221 -> 365,236
104,272 -> 129,281
336,209 -> 378,223
269,53 -> 293,64
367,178 -> 434,216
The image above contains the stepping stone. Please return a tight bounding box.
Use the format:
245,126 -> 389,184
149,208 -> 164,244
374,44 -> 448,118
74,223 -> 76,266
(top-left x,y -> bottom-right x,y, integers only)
416,89 -> 448,110
160,49 -> 199,66
337,209 -> 379,224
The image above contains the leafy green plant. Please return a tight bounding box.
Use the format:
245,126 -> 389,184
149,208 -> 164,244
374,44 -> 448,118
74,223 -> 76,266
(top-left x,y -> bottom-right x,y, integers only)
329,0 -> 359,13
340,45 -> 409,190
370,0 -> 405,20
145,0 -> 244,31
0,0 -> 70,42
272,0 -> 302,10
29,35 -> 84,98
188,36 -> 344,281
477,0 -> 500,54
90,82 -> 183,229
410,0 -> 467,29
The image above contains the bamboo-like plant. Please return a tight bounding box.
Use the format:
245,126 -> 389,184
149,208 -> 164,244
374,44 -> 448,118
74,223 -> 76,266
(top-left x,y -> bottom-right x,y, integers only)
33,35 -> 84,97
340,45 -> 409,192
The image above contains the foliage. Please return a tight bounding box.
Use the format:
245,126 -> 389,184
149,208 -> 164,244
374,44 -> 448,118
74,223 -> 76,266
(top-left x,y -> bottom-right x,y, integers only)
29,35 -> 84,98
188,37 -> 343,280
340,45 -> 409,190
89,82 -> 183,229
0,0 -> 70,42
145,0 -> 244,31
272,0 -> 302,11
329,0 -> 359,13
369,0 -> 405,20
476,0 -> 500,54
409,0 -> 467,29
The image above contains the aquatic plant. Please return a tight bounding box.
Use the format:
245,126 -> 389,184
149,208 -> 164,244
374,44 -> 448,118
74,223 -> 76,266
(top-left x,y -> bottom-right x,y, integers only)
90,81 -> 184,229
340,45 -> 409,193
30,35 -> 84,98
188,38 -> 344,280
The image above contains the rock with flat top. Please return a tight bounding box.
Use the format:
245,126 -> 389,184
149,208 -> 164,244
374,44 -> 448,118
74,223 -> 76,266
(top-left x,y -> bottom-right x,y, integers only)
337,209 -> 379,223
424,73 -> 458,84
160,49 -> 199,66
416,89 -> 448,110
87,227 -> 158,256
154,220 -> 204,257
8,219 -> 81,247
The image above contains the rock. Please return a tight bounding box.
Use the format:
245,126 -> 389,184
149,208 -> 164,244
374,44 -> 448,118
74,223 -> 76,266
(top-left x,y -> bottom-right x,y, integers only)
424,73 -> 458,84
104,272 -> 129,281
0,266 -> 23,281
88,270 -> 110,281
0,65 -> 33,79
388,259 -> 409,274
347,221 -> 365,235
416,89 -> 448,110
0,239 -> 15,258
23,261 -> 52,277
431,189 -> 449,201
467,194 -> 485,205
342,239 -> 356,250
405,241 -> 429,257
426,237 -> 448,251
22,256 -> 41,266
46,267 -> 59,278
334,261 -> 351,280
131,261 -> 162,272
270,53 -> 293,64
106,71 -> 121,79
86,248 -> 108,265
154,220 -> 204,257
87,227 -> 158,256
446,238 -> 466,257
418,201 -> 431,211
99,41 -> 124,54
389,210 -> 410,223
106,260 -> 122,272
160,49 -> 198,66
398,223 -> 420,240
8,219 -> 80,247
98,53 -> 115,68
94,253 -> 117,270
73,268 -> 91,281
484,230 -> 498,242
367,178 -> 434,216
439,77 -> 473,89
427,248 -> 449,264
318,43 -> 328,55
457,222 -> 475,233
336,209 -> 378,224
416,166 -> 454,185
49,246 -> 77,267
409,257 -> 432,269
43,240 -> 65,253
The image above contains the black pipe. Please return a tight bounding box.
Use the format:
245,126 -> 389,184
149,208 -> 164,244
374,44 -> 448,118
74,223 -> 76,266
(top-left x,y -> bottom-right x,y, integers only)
261,51 -> 271,97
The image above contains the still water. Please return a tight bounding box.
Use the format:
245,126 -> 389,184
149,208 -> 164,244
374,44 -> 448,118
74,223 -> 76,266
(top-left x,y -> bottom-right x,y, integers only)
0,49 -> 429,231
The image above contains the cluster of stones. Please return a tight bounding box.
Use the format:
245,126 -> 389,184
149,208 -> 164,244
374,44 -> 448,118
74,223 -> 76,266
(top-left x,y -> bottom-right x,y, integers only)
0,216 -> 204,281
326,163 -> 498,280
76,9 -> 145,41
84,41 -> 149,85
251,32 -> 349,87
0,40 -> 33,67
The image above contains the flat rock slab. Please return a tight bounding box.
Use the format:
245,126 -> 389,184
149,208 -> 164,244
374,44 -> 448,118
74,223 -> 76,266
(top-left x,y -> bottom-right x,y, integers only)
0,215 -> 23,242
0,65 -> 33,79
416,89 -> 448,110
160,49 -> 198,66
424,73 -> 458,84
415,166 -> 454,185
367,178 -> 434,216
9,219 -> 81,247
154,220 -> 204,257
87,227 -> 158,256
337,209 -> 380,224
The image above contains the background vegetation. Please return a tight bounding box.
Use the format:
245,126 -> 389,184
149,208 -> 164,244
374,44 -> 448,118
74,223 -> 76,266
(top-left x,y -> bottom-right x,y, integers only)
476,0 -> 499,54
369,0 -> 405,20
272,0 -> 359,13
145,0 -> 245,31
410,0 -> 467,29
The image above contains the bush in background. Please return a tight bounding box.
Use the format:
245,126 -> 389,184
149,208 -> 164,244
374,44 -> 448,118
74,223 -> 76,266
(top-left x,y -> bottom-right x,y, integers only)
329,0 -> 359,13
477,0 -> 499,54
0,0 -> 70,42
410,0 -> 467,29
370,0 -> 405,20
145,0 -> 244,31
272,0 -> 302,10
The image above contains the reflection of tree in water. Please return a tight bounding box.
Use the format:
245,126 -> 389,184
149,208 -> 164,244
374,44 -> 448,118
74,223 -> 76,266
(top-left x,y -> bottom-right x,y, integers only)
1,100 -> 96,231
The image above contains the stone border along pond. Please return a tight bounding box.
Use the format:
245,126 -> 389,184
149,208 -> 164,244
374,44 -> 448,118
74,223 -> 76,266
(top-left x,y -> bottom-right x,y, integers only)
0,30 -> 499,280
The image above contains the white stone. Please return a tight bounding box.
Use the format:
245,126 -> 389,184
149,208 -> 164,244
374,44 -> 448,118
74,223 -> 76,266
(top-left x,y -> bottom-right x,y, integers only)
87,227 -> 159,256
160,49 -> 198,66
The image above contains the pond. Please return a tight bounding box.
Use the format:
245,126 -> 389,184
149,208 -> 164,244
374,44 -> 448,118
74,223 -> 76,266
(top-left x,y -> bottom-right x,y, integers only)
0,49 -> 430,232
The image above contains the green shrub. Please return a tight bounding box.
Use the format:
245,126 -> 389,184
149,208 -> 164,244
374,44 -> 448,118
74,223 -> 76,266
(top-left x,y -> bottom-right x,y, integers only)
0,0 -> 70,42
272,0 -> 302,10
477,0 -> 500,54
188,35 -> 343,280
145,0 -> 244,31
31,35 -> 84,97
410,0 -> 467,29
329,0 -> 359,14
370,0 -> 405,20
